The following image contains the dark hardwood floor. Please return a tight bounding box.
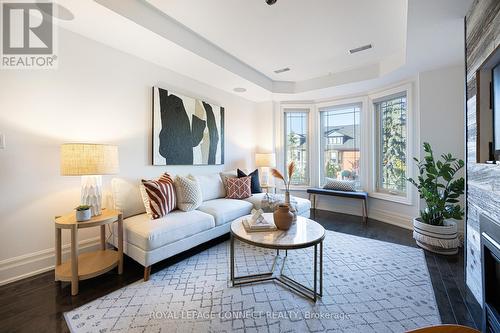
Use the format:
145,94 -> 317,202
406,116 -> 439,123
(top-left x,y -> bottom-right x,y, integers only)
0,209 -> 482,333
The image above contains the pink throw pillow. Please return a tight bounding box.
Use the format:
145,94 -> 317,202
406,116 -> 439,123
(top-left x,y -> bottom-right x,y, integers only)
225,176 -> 252,199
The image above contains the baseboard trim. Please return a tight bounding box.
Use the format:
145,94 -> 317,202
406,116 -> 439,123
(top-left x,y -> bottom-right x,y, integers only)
368,207 -> 413,230
314,205 -> 414,231
0,237 -> 101,286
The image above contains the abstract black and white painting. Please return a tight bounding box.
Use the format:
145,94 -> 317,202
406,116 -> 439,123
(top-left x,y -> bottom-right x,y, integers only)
152,86 -> 225,165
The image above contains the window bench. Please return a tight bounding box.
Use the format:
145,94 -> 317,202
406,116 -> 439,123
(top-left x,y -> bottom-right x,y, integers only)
306,188 -> 368,223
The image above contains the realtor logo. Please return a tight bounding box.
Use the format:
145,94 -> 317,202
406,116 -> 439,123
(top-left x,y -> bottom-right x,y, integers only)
1,1 -> 57,69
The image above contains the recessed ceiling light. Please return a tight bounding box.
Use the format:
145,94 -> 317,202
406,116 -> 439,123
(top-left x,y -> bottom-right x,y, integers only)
349,44 -> 373,54
233,87 -> 247,93
274,67 -> 290,74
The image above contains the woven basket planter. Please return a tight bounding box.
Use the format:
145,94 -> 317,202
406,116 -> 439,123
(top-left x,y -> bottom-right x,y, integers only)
412,218 -> 459,255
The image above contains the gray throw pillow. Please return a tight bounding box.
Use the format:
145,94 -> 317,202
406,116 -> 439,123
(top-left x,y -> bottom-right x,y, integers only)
323,178 -> 356,192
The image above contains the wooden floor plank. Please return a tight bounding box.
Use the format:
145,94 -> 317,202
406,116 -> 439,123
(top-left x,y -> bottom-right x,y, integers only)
0,209 -> 482,332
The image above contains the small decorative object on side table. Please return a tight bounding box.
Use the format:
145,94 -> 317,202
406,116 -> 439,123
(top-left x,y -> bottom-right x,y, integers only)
54,208 -> 123,296
75,205 -> 91,222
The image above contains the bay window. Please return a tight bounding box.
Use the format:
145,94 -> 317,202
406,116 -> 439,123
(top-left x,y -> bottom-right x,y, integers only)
279,83 -> 411,204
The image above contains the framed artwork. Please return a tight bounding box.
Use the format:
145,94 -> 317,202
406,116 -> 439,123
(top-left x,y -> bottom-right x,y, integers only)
152,86 -> 225,165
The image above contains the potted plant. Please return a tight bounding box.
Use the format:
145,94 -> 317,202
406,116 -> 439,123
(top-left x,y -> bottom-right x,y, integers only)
75,205 -> 92,222
407,142 -> 464,255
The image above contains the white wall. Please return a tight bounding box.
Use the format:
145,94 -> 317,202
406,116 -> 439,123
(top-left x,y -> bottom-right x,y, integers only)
0,28 -> 259,285
418,65 -> 465,231
254,101 -> 276,153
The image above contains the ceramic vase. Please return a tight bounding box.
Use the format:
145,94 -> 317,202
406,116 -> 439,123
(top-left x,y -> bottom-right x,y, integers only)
273,204 -> 293,230
284,191 -> 290,204
284,191 -> 297,221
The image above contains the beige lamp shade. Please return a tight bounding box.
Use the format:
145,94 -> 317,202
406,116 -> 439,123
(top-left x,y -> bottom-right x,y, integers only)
60,143 -> 119,176
255,153 -> 276,168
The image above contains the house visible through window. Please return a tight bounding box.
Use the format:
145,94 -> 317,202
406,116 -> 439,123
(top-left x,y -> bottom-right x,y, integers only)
284,110 -> 309,185
375,93 -> 408,195
319,103 -> 361,188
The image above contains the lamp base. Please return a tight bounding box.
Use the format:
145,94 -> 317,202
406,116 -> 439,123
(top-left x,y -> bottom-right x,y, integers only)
81,175 -> 102,216
260,167 -> 270,187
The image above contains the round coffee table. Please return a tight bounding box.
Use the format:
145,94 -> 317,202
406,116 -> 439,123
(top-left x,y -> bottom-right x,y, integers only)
230,213 -> 325,301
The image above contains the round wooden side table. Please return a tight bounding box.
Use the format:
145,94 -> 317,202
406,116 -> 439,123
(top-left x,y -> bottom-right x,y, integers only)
54,208 -> 123,296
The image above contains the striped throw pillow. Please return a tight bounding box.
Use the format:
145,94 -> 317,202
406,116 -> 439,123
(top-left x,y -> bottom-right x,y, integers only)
141,173 -> 176,219
226,176 -> 252,199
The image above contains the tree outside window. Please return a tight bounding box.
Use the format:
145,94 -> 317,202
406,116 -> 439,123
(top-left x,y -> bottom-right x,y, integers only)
375,94 -> 407,195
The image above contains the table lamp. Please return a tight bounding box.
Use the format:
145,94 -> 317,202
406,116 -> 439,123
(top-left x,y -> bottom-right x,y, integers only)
60,143 -> 119,216
255,153 -> 276,186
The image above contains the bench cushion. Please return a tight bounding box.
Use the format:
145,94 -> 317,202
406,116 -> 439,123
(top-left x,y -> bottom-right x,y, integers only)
307,188 -> 368,199
122,210 -> 215,251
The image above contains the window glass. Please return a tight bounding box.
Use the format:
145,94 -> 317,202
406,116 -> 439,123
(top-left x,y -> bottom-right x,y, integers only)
284,110 -> 309,185
375,94 -> 407,195
319,104 -> 361,188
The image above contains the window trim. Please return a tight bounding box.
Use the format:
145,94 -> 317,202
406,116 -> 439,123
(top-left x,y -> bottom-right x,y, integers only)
368,83 -> 413,205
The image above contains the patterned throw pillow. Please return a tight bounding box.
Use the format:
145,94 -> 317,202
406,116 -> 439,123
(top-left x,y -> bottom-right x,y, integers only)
226,176 -> 252,199
141,173 -> 176,219
323,178 -> 356,192
174,175 -> 203,211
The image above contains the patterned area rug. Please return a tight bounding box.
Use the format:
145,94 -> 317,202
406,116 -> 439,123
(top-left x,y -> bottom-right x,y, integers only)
65,230 -> 440,333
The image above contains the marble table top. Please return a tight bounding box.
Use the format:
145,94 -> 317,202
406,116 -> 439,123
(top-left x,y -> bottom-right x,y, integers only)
231,213 -> 325,249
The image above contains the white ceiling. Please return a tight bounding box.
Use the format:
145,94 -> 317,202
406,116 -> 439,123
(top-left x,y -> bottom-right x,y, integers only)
54,0 -> 472,102
146,0 -> 407,82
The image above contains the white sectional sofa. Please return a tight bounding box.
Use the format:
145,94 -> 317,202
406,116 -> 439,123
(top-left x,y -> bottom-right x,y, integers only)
110,172 -> 311,280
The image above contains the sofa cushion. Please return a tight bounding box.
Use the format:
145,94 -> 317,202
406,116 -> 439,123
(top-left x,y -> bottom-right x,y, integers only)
111,178 -> 146,219
197,198 -> 253,226
195,174 -> 225,201
244,193 -> 311,215
122,210 -> 215,251
294,196 -> 312,215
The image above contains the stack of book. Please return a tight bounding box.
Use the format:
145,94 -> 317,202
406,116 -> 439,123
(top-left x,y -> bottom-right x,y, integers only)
242,209 -> 277,232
